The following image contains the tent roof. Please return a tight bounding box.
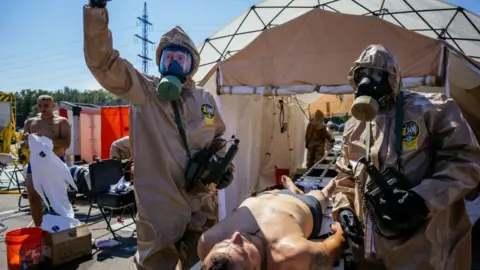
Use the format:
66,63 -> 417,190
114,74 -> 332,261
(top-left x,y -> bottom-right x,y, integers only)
198,8 -> 443,88
193,0 -> 480,83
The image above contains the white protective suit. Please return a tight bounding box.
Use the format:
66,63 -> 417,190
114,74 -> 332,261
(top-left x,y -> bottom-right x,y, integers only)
28,135 -> 77,219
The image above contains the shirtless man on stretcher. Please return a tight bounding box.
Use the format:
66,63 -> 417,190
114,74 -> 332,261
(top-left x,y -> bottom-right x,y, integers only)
198,176 -> 345,270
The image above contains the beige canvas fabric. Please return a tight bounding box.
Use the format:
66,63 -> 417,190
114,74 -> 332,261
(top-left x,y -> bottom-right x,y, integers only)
109,136 -> 131,159
332,45 -> 480,270
198,9 -> 442,88
84,6 -> 227,269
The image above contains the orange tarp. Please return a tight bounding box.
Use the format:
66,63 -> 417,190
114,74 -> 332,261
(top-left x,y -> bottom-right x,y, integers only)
101,107 -> 130,159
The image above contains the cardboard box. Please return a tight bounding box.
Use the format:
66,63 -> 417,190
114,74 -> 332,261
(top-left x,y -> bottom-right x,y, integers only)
42,223 -> 92,266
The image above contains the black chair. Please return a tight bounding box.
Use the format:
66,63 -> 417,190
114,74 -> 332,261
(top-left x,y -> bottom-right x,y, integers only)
85,159 -> 136,240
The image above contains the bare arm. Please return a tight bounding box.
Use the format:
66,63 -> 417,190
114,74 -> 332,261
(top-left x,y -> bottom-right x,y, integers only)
52,119 -> 71,149
20,120 -> 32,149
308,225 -> 345,269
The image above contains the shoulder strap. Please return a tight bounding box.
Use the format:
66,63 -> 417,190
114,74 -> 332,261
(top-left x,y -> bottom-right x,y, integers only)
395,91 -> 404,169
365,122 -> 372,162
171,101 -> 192,160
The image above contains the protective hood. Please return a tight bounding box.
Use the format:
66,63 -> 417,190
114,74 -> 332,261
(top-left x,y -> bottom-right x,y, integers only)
155,26 -> 200,86
348,44 -> 402,97
314,110 -> 324,121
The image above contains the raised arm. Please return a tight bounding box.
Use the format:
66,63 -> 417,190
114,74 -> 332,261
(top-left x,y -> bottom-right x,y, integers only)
83,4 -> 148,105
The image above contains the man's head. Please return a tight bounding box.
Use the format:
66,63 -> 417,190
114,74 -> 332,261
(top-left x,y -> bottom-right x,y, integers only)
37,95 -> 55,116
202,232 -> 262,270
154,26 -> 200,101
155,26 -> 199,80
348,44 -> 402,122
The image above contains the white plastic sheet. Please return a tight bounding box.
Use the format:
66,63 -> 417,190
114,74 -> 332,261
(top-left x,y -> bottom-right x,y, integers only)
41,214 -> 81,233
28,135 -> 78,219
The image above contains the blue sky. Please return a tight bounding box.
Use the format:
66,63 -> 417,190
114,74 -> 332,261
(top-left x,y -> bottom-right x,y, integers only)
0,0 -> 478,92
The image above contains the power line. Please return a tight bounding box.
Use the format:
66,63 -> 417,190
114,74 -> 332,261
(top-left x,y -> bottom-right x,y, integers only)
0,24 -> 218,66
0,26 -> 139,65
135,2 -> 155,75
0,41 -> 134,73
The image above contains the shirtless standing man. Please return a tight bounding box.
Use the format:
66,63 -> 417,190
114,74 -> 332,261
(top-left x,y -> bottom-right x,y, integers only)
198,176 -> 345,270
21,95 -> 72,227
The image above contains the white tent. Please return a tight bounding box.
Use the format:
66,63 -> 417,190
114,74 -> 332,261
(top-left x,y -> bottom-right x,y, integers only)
191,0 -> 480,219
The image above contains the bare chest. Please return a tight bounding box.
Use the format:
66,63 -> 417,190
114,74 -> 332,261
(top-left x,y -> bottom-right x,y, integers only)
29,119 -> 62,139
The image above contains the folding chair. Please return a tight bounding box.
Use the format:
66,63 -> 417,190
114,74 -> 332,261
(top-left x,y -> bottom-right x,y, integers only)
0,153 -> 25,193
85,159 -> 136,240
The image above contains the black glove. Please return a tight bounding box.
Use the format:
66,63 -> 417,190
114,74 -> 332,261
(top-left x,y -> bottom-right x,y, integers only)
381,189 -> 429,224
88,0 -> 109,8
338,209 -> 364,245
216,163 -> 234,189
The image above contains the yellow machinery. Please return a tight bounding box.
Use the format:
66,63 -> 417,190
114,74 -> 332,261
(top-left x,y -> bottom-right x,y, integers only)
0,92 -> 22,159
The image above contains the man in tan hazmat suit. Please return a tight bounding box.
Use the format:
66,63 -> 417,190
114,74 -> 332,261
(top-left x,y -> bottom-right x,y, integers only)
331,44 -> 480,270
305,110 -> 334,168
84,1 -> 233,269
109,136 -> 131,160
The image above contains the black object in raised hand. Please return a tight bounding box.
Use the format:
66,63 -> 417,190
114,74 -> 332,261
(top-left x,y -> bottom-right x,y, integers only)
88,0 -> 109,8
339,209 -> 364,245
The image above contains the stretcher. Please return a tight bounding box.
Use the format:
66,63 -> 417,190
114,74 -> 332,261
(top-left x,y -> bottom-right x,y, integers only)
191,140 -> 349,269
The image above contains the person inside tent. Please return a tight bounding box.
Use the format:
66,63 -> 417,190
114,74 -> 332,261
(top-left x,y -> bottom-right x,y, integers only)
325,121 -> 335,152
331,44 -> 480,270
20,95 -> 71,227
305,110 -> 334,168
198,175 -> 345,270
84,1 -> 234,269
109,136 -> 131,160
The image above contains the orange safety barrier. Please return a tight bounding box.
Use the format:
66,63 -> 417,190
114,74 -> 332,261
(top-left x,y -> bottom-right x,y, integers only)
101,107 -> 130,159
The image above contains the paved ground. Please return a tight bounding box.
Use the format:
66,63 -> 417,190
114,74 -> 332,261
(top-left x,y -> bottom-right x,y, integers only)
0,168 -> 138,270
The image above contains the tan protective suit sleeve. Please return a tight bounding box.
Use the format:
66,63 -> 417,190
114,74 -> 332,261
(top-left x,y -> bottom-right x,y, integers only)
83,6 -> 146,105
332,124 -> 356,218
412,95 -> 480,213
206,94 -> 226,154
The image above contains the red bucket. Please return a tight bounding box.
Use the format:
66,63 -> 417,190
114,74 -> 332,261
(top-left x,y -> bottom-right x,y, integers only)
5,228 -> 43,270
275,167 -> 290,186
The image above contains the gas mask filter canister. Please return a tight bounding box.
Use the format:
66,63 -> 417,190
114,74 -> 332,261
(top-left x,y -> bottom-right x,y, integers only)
351,76 -> 385,122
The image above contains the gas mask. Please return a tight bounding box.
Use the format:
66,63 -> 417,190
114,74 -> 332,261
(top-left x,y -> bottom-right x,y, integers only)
157,45 -> 194,101
351,68 -> 393,122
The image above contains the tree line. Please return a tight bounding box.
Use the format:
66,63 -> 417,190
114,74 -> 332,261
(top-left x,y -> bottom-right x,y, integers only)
9,87 -> 350,129
11,87 -> 129,128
